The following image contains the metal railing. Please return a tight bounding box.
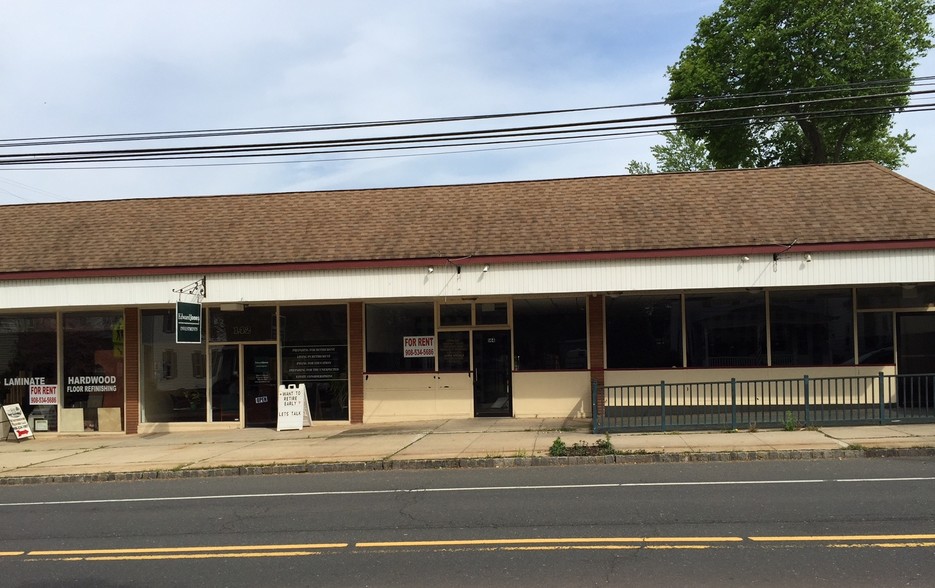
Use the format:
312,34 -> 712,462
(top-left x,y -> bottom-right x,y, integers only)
592,373 -> 935,433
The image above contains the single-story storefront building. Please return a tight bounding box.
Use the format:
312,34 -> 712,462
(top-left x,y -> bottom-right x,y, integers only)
1,161 -> 933,434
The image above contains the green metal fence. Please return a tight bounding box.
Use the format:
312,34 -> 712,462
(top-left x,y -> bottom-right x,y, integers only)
592,373 -> 935,433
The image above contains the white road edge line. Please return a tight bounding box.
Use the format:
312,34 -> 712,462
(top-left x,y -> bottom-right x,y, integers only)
0,477 -> 933,507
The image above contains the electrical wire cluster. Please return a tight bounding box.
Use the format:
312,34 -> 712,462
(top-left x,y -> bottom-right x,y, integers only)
1,76 -> 933,169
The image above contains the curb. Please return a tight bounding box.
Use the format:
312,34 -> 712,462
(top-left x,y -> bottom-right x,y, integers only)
1,446 -> 934,486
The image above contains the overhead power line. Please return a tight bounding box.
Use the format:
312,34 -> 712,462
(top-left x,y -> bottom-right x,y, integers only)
1,76 -> 932,168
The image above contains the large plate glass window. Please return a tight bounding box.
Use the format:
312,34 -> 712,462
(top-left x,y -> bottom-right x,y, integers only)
0,314 -> 58,431
686,292 -> 766,367
63,312 -> 124,432
366,303 -> 434,372
606,295 -> 682,369
513,297 -> 587,370
770,289 -> 853,366
141,309 -> 207,423
280,305 -> 349,420
856,312 -> 895,365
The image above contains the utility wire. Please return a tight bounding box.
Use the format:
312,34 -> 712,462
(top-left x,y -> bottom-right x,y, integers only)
0,77 -> 931,168
0,75 -> 931,149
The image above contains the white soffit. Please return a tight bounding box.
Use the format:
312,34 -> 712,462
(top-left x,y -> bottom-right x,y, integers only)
1,248 -> 933,310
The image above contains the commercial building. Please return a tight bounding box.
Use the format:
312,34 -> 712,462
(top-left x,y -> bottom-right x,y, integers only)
1,161 -> 933,434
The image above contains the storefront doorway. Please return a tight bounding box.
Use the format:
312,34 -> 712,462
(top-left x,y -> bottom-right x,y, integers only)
210,343 -> 278,427
896,313 -> 935,409
473,330 -> 512,417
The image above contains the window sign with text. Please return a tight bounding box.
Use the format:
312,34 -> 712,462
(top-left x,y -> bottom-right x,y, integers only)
403,336 -> 435,358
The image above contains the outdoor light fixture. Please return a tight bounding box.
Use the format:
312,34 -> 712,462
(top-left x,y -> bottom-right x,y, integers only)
804,254 -> 812,263
482,264 -> 489,272
427,266 -> 434,274
741,256 -> 750,263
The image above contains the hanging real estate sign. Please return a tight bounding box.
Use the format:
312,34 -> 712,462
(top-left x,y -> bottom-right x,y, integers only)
176,301 -> 203,344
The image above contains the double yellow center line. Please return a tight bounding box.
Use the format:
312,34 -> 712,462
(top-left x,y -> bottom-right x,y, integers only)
7,534 -> 935,561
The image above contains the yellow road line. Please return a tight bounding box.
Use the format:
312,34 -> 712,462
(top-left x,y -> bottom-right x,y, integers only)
0,551 -> 25,556
356,537 -> 741,548
749,534 -> 935,542
83,551 -> 320,561
28,543 -> 347,556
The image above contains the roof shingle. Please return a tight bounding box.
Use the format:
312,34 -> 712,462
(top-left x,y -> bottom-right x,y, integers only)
2,161 -> 934,274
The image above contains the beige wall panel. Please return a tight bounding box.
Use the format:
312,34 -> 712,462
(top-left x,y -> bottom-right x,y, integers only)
363,373 -> 473,423
512,371 -> 592,418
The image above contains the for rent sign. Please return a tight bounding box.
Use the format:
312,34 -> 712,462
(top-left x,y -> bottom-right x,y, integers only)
29,384 -> 58,405
403,336 -> 435,358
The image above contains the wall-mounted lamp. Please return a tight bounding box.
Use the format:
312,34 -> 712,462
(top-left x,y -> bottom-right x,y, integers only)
482,264 -> 489,272
740,256 -> 750,263
427,266 -> 434,274
804,254 -> 812,263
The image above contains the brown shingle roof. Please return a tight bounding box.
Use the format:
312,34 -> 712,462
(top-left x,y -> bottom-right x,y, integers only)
2,161 -> 934,275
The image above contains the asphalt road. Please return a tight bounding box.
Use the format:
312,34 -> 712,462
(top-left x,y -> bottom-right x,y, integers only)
2,458 -> 935,587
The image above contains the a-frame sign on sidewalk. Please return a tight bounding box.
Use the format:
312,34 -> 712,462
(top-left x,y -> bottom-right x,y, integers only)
1,404 -> 34,442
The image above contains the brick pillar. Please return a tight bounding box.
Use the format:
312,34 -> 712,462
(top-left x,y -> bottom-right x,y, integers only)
124,308 -> 140,434
587,295 -> 605,416
348,302 -> 364,423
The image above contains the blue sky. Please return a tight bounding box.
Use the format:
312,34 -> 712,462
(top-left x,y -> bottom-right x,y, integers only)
1,0 -> 933,205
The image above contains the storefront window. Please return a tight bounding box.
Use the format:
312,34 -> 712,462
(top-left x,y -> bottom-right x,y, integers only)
0,314 -> 58,432
141,310 -> 207,423
514,297 -> 587,370
280,305 -> 349,420
606,295 -> 682,369
440,304 -> 472,327
366,303 -> 434,372
438,331 -> 470,371
686,292 -> 766,367
209,307 -> 276,342
770,289 -> 853,366
63,312 -> 124,432
476,302 -> 508,325
857,312 -> 895,365
857,285 -> 935,309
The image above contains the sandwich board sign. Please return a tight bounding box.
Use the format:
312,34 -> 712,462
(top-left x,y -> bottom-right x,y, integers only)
1,404 -> 34,442
277,383 -> 312,431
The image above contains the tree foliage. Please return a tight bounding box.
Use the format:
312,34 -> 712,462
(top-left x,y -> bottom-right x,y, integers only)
627,130 -> 715,174
666,0 -> 935,169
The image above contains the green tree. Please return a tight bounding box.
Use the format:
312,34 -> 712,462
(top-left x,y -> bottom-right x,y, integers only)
666,0 -> 935,169
627,130 -> 715,174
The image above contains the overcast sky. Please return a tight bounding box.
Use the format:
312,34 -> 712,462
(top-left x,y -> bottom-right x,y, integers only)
2,0 -> 934,205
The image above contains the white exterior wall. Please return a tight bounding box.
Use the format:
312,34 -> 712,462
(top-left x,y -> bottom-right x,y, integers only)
2,248 -> 934,310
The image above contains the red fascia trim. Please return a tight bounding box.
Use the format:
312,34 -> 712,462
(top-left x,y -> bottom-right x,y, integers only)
2,240 -> 934,281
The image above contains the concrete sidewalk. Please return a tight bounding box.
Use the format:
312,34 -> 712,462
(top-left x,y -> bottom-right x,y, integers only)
3,418 -> 935,484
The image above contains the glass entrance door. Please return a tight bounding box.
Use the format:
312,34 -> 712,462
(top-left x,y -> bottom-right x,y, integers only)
210,344 -> 278,426
243,344 -> 278,428
473,330 -> 512,417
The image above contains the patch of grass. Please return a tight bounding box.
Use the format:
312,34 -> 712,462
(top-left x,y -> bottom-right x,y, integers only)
783,410 -> 800,431
847,443 -> 868,451
748,421 -> 758,432
549,436 -> 567,456
550,434 -> 617,457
